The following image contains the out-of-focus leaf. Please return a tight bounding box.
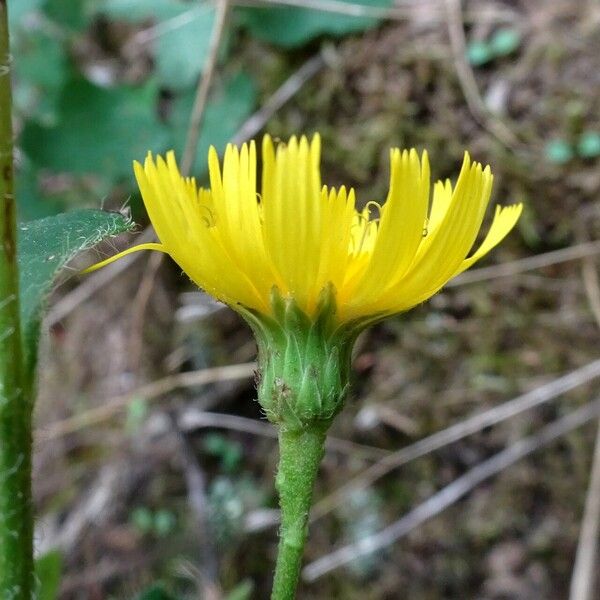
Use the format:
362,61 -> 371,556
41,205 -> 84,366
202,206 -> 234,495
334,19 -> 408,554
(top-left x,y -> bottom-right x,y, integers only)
238,0 -> 393,48
225,580 -> 254,600
20,78 -> 169,184
15,158 -> 64,222
98,0 -> 182,21
18,210 -> 134,375
44,0 -> 98,29
577,131 -> 600,158
489,27 -> 521,57
170,72 -> 256,176
8,0 -> 44,27
544,139 -> 573,164
135,584 -> 178,600
156,4 -> 215,90
467,40 -> 492,67
34,550 -> 62,600
12,27 -> 67,125
98,0 -> 216,90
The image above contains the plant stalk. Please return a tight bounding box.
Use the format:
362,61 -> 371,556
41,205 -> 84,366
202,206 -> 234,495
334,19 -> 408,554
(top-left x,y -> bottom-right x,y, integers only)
0,2 -> 34,597
271,427 -> 327,600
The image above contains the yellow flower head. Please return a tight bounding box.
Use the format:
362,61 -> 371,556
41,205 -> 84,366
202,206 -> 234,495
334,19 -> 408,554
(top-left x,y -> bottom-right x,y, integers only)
91,134 -> 521,325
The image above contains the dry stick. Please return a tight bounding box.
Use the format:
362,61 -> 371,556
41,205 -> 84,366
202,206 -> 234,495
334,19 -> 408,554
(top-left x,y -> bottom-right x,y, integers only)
447,240 -> 600,287
303,398 -> 600,582
569,231 -> 600,600
39,362 -> 257,441
127,0 -> 230,362
49,235 -> 600,332
127,250 -> 164,372
45,226 -> 157,327
310,358 -> 600,521
569,422 -> 600,600
49,0 -> 230,330
125,4 -> 209,52
178,407 -> 390,461
181,0 -> 230,176
38,364 -> 387,461
444,0 -> 519,148
175,420 -> 223,600
230,53 -> 325,145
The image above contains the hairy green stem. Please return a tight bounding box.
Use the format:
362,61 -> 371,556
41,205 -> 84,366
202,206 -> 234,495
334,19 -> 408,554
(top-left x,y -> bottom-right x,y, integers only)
271,427 -> 327,600
0,3 -> 33,597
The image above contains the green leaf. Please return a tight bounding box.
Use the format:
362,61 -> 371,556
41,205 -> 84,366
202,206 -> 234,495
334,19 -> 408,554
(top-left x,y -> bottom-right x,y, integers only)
18,210 -> 134,375
15,158 -> 64,221
169,72 -> 256,176
238,0 -> 393,48
467,40 -> 493,67
544,139 -> 573,164
225,580 -> 254,600
20,78 -> 169,185
489,27 -> 521,58
44,0 -> 98,30
577,131 -> 600,159
98,0 -> 184,21
135,584 -> 178,600
34,550 -> 62,600
12,27 -> 68,125
8,0 -> 44,28
156,4 -> 216,90
97,1 -> 217,90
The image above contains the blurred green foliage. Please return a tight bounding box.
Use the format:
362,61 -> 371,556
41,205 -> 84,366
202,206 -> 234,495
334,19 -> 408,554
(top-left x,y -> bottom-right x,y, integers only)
544,139 -> 574,164
135,584 -> 178,600
239,0 -> 393,48
12,0 -> 391,222
467,27 -> 522,67
577,131 -> 600,158
131,506 -> 177,537
203,432 -> 243,472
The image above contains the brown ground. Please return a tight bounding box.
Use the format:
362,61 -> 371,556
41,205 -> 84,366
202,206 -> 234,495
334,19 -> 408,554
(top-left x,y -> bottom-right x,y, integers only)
34,1 -> 600,598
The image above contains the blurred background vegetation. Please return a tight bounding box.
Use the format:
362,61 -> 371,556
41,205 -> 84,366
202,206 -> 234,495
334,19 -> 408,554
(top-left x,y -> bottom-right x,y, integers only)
13,0 -> 600,598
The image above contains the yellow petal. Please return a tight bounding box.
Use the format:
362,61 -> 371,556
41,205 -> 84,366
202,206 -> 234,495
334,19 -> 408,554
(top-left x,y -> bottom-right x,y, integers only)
453,203 -> 523,276
82,243 -> 167,274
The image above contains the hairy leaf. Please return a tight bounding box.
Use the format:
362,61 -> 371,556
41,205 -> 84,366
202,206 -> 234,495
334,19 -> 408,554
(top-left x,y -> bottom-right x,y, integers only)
18,210 -> 134,376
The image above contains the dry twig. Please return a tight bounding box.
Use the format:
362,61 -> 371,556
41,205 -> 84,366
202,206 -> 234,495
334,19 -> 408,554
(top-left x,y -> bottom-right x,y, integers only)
39,362 -> 256,441
569,219 -> 600,600
448,240 -> 600,287
175,418 -> 223,600
303,399 -> 600,581
178,407 -> 390,461
231,53 -> 325,145
127,251 -> 164,373
181,0 -> 231,175
444,0 -> 519,148
310,358 -> 600,520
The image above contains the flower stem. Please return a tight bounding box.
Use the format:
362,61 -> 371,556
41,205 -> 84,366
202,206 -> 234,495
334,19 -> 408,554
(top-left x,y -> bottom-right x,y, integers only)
271,427 -> 327,600
0,3 -> 34,596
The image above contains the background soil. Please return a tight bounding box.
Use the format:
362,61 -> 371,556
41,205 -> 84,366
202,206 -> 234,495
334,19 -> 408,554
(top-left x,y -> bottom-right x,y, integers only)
25,1 -> 600,598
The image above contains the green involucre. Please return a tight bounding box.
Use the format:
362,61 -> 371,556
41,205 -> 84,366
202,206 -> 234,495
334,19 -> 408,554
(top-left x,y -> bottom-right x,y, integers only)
240,285 -> 358,431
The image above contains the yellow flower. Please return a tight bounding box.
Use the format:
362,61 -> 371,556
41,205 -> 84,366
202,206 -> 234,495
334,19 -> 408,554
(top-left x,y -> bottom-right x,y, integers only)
89,134 -> 521,324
